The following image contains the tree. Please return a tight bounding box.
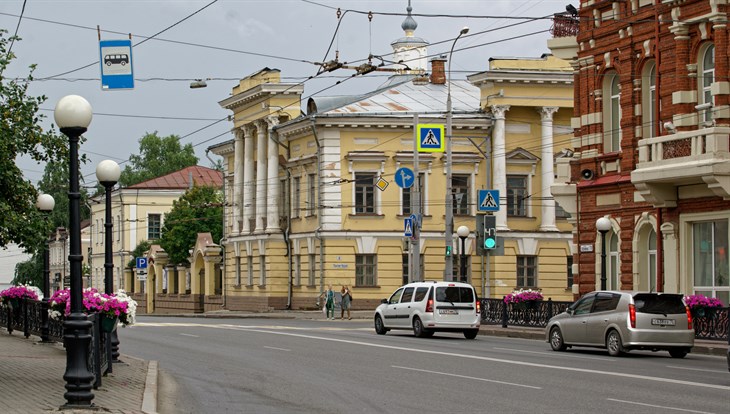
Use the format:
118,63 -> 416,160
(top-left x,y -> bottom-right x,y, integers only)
159,186 -> 223,265
127,240 -> 153,269
0,30 -> 69,251
119,132 -> 198,187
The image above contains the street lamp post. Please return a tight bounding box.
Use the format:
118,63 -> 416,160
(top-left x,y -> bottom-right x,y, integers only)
596,216 -> 612,291
457,225 -> 470,282
96,159 -> 121,368
444,26 -> 469,281
36,193 -> 55,343
54,95 -> 95,408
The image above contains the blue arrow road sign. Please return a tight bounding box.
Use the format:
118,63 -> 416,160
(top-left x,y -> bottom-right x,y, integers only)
404,218 -> 413,237
478,189 -> 500,212
394,167 -> 415,188
136,257 -> 147,269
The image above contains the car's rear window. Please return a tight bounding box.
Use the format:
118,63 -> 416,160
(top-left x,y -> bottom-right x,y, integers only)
435,286 -> 474,303
414,287 -> 429,302
633,293 -> 686,314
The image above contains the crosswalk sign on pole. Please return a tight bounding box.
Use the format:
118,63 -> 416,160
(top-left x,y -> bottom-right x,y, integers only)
478,189 -> 500,212
404,218 -> 413,237
416,124 -> 445,153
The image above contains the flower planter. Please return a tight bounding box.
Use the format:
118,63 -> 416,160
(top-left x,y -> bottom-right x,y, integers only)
101,315 -> 118,333
691,307 -> 716,319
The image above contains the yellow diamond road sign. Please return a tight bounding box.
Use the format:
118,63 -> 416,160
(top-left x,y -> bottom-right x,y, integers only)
376,177 -> 389,191
417,124 -> 445,153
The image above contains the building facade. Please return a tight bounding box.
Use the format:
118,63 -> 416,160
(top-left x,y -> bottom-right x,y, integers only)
88,165 -> 223,311
549,0 -> 730,305
208,8 -> 576,312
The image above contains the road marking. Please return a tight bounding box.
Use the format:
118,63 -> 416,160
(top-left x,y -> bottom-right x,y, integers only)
666,365 -> 727,374
133,322 -> 730,391
264,346 -> 291,352
393,366 -> 541,389
492,347 -> 610,361
179,333 -> 199,338
606,398 -> 715,414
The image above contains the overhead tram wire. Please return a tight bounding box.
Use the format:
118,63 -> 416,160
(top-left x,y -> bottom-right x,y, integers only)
34,0 -> 221,80
1,0 -> 28,76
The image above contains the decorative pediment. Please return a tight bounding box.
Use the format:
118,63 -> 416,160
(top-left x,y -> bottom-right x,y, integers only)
506,147 -> 539,165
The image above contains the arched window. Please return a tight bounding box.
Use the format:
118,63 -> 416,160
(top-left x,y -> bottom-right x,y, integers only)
603,72 -> 621,152
699,44 -> 715,125
642,61 -> 657,138
648,229 -> 657,292
609,231 -> 620,290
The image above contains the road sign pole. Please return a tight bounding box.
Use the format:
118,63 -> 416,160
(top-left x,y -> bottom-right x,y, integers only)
411,114 -> 421,282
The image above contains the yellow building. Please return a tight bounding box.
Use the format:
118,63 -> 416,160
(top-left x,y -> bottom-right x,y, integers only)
87,165 -> 222,312
208,10 -> 575,311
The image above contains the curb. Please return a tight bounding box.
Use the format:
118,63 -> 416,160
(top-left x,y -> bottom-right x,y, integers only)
141,360 -> 158,414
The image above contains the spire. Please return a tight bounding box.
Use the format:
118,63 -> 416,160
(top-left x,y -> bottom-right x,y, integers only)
401,1 -> 417,35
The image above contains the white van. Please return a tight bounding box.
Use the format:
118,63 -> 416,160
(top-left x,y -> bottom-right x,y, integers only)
374,281 -> 481,339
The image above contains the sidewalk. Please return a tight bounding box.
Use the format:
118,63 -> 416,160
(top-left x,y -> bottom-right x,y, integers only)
0,332 -> 156,414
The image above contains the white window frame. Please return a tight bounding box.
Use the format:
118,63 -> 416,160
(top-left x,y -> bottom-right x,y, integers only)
641,61 -> 657,139
698,43 -> 715,126
603,71 -> 622,153
292,176 -> 301,219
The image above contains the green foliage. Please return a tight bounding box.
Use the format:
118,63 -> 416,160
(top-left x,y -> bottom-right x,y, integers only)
119,132 -> 198,187
159,186 -> 223,265
127,240 -> 153,269
37,159 -> 90,230
0,30 -> 68,251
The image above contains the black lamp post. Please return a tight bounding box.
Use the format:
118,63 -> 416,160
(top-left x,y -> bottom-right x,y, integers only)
96,159 -> 121,366
457,225 -> 470,282
36,193 -> 55,343
596,216 -> 611,291
54,94 -> 95,408
444,26 -> 470,281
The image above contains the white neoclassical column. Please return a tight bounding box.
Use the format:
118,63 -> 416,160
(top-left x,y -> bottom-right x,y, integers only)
233,128 -> 244,234
255,120 -> 268,232
539,106 -> 559,231
491,105 -> 510,231
242,124 -> 255,233
265,115 -> 280,232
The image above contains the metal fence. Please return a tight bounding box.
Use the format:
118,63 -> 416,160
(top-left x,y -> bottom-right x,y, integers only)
480,298 -> 729,341
0,298 -> 110,388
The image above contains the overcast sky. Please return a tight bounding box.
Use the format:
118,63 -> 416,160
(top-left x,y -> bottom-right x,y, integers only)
3,0 -> 566,188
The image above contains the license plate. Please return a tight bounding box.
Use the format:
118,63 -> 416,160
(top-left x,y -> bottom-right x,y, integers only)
438,309 -> 458,315
651,318 -> 675,326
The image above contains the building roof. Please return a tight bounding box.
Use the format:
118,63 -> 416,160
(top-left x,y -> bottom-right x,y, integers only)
306,75 -> 482,116
126,166 -> 223,190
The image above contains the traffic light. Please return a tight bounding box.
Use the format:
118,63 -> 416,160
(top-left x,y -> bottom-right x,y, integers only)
445,245 -> 452,257
483,215 -> 497,250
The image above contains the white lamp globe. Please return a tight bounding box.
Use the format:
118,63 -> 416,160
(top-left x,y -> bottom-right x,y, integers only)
36,193 -> 55,212
54,95 -> 92,129
596,216 -> 612,232
457,225 -> 470,238
96,160 -> 121,184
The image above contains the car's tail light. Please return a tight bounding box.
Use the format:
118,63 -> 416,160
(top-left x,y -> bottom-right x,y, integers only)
476,300 -> 481,315
426,299 -> 434,313
629,304 -> 636,328
685,306 -> 693,330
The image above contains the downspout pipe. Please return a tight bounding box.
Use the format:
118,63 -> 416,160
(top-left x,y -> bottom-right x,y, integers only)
205,149 -> 226,308
654,1 -> 664,292
310,118 -> 324,305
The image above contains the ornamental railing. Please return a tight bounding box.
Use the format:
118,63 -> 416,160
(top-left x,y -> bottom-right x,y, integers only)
0,298 -> 111,388
550,12 -> 579,38
480,298 -> 729,341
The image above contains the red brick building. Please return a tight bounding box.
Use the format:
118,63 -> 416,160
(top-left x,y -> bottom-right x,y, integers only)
549,0 -> 730,305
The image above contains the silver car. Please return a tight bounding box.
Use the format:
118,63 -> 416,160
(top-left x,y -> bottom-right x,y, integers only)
546,291 -> 694,358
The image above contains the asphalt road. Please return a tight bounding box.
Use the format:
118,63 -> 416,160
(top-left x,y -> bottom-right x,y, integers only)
118,316 -> 730,414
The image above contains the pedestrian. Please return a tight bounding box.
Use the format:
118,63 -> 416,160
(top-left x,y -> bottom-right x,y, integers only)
319,284 -> 336,320
340,285 -> 352,320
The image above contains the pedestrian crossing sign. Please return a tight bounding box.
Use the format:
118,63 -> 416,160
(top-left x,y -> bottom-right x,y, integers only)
478,189 -> 500,212
417,124 -> 445,153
